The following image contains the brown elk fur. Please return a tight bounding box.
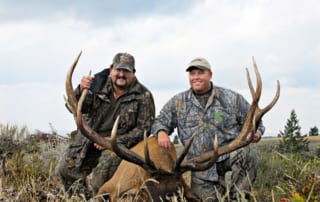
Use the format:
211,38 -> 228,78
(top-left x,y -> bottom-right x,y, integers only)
96,136 -> 198,201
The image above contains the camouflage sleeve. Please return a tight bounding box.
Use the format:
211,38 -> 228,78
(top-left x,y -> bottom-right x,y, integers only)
117,91 -> 156,148
236,93 -> 265,136
151,96 -> 178,137
73,84 -> 95,114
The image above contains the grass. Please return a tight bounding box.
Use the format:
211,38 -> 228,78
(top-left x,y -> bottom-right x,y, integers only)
254,136 -> 320,202
0,123 -> 319,201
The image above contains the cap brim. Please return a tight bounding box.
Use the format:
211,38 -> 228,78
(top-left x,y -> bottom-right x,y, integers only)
115,64 -> 133,72
186,65 -> 207,72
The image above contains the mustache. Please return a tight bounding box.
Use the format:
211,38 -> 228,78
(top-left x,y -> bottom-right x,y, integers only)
116,76 -> 127,80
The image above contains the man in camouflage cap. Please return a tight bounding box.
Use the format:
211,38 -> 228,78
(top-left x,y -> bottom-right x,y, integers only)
152,57 -> 264,201
56,52 -> 155,198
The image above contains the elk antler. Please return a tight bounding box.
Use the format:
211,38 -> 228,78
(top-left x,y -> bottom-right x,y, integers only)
65,52 -> 112,150
174,135 -> 219,173
178,57 -> 280,167
65,52 -> 157,173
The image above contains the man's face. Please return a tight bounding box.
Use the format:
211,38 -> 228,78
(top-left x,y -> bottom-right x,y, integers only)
110,67 -> 135,90
188,68 -> 212,94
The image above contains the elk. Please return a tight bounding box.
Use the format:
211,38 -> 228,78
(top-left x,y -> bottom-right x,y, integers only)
65,52 -> 280,201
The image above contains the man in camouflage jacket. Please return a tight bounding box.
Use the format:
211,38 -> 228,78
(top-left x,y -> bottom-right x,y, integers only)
151,57 -> 264,201
56,53 -> 155,198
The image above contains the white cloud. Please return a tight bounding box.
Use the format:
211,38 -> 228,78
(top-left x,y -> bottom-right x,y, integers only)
0,0 -> 319,136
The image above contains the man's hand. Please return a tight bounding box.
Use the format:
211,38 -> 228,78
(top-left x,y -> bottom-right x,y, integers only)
80,75 -> 94,91
157,131 -> 172,150
252,131 -> 262,143
246,131 -> 262,143
94,136 -> 111,151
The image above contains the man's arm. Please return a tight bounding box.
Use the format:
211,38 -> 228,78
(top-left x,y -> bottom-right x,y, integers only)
157,130 -> 172,150
117,91 -> 156,148
151,97 -> 178,150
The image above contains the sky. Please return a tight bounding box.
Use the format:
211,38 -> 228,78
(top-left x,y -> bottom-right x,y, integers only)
0,0 -> 319,137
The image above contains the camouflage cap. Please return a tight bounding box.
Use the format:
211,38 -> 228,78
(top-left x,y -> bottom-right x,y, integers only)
186,57 -> 211,72
112,52 -> 135,72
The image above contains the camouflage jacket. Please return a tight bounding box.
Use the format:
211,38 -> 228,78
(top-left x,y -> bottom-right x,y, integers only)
75,76 -> 155,149
151,83 -> 265,181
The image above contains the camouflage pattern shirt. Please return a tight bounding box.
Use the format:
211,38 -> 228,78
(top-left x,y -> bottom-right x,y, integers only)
76,76 -> 155,149
151,83 -> 265,181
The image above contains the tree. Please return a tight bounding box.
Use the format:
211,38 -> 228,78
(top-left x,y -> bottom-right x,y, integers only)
308,126 -> 319,136
277,110 -> 309,153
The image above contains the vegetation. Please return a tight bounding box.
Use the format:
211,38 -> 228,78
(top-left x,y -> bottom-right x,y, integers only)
277,110 -> 310,153
309,126 -> 319,136
0,123 -> 72,201
255,138 -> 320,202
0,121 -> 319,201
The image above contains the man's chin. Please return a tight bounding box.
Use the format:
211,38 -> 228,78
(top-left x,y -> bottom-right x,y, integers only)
192,86 -> 202,91
115,82 -> 128,90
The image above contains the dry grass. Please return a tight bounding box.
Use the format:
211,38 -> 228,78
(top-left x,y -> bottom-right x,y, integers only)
0,123 -> 319,201
255,136 -> 320,202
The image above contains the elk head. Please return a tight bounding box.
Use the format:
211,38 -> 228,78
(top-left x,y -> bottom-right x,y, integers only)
65,52 -> 280,201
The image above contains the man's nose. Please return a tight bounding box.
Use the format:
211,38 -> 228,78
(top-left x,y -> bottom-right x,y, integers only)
118,69 -> 125,75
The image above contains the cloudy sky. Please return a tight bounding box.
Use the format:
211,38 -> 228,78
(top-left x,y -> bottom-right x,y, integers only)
0,0 -> 319,136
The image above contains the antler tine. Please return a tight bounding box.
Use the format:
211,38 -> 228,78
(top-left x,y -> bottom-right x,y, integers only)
253,79 -> 280,131
263,80 -> 280,114
227,56 -> 262,145
76,70 -> 92,128
246,68 -> 255,100
174,133 -> 196,171
247,57 -> 280,131
176,135 -> 219,173
247,56 -> 262,132
65,52 -> 113,150
66,51 -> 82,116
246,56 -> 261,101
110,116 -> 157,172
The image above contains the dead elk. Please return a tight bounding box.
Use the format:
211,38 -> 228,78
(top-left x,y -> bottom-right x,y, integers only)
65,52 -> 280,201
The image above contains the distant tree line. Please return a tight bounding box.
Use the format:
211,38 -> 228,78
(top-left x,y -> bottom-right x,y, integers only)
309,126 -> 319,136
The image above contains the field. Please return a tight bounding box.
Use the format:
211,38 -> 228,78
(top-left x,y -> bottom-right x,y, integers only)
258,136 -> 320,151
0,125 -> 319,201
254,136 -> 320,202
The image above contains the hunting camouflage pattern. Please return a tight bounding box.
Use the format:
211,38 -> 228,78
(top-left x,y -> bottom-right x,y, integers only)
77,76 -> 155,147
151,83 -> 265,182
57,74 -> 155,195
